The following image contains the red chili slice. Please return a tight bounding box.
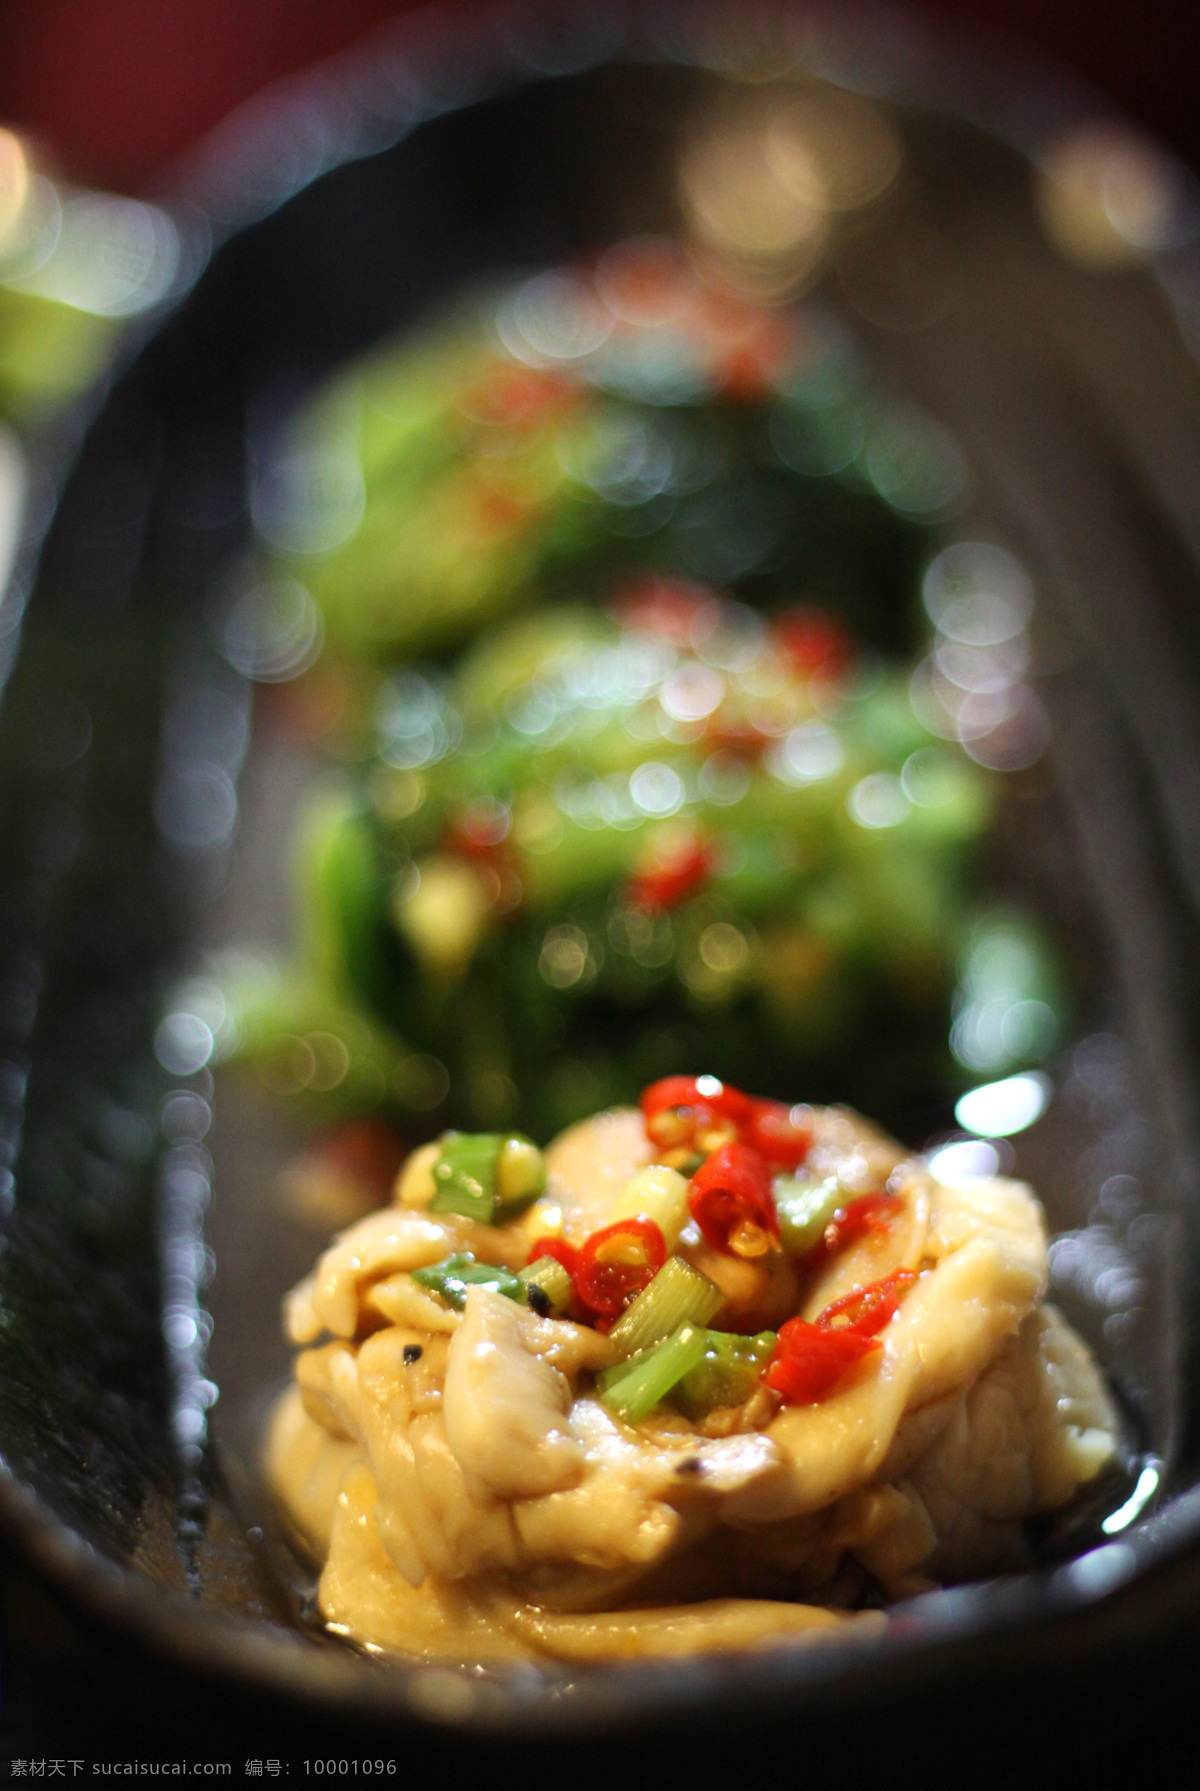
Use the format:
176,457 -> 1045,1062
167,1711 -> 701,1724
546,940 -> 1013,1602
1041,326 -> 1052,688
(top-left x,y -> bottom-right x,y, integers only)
815,1268 -> 918,1338
640,1077 -> 813,1171
641,1076 -> 701,1119
641,1075 -> 756,1154
765,1267 -> 917,1405
811,1190 -> 902,1263
746,1099 -> 814,1171
765,1319 -> 880,1404
688,1142 -> 779,1257
574,1217 -> 667,1319
528,1236 -> 582,1278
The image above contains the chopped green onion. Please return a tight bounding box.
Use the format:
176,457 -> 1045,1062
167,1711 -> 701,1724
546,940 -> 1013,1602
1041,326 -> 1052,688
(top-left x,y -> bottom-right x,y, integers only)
607,1256 -> 724,1359
411,1252 -> 526,1310
427,1131 -> 546,1223
611,1165 -> 691,1250
774,1174 -> 845,1257
429,1133 -> 502,1221
597,1322 -> 710,1424
495,1135 -> 547,1209
672,1329 -> 777,1418
518,1255 -> 575,1317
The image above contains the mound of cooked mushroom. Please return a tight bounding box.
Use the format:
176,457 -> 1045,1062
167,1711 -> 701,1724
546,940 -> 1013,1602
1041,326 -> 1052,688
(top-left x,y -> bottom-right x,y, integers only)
268,1076 -> 1118,1662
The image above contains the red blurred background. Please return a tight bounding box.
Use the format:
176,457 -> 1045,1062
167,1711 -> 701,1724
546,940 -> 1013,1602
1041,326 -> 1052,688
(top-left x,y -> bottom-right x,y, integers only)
0,0 -> 1195,193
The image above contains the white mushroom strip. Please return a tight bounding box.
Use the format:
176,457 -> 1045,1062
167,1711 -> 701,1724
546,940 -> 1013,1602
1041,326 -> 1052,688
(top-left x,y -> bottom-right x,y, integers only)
267,1386 -> 360,1558
825,1484 -> 939,1598
899,1303 -> 1117,1582
517,1310 -> 618,1377
392,1141 -> 440,1209
805,1107 -> 906,1184
494,1595 -> 877,1661
365,1273 -> 462,1335
442,1287 -> 586,1501
539,1106 -> 656,1241
285,1210 -> 464,1343
352,1325 -> 523,1586
317,1461 -> 531,1661
285,1206 -> 529,1343
295,1340 -> 359,1437
513,1398 -> 783,1572
722,1175 -> 1048,1523
268,1099 -> 1123,1666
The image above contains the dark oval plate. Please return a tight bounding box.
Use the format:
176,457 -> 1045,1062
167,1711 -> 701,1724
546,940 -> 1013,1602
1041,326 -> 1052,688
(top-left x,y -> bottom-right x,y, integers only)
3,0 -> 1200,1746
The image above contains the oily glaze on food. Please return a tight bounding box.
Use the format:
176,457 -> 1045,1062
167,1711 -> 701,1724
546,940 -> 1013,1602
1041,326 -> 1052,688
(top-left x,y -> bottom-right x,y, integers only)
268,1082 -> 1117,1663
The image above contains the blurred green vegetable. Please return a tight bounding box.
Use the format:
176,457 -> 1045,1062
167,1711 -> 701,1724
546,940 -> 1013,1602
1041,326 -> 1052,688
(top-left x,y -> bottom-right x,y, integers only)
218,583 -> 1066,1139
215,247 -> 1067,1141
254,245 -> 946,710
0,134 -> 181,424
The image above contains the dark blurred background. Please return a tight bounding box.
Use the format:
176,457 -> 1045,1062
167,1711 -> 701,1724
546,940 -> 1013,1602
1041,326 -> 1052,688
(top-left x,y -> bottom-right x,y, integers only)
0,0 -> 1196,193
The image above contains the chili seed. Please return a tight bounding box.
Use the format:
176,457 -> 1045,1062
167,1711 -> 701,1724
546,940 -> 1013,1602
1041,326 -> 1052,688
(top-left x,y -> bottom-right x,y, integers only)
526,1284 -> 553,1318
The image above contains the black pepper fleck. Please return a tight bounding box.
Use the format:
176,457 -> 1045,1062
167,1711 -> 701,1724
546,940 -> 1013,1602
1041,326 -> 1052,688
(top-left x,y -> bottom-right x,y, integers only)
675,1456 -> 704,1476
526,1284 -> 553,1318
403,1344 -> 423,1365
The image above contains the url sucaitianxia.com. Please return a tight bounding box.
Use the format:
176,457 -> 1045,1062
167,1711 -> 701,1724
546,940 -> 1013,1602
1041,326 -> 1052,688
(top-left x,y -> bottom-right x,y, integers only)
8,1766 -> 237,1778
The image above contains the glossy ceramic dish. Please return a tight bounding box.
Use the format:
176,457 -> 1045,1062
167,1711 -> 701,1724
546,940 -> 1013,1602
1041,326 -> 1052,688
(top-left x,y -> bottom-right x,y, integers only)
2,0 -> 1200,1742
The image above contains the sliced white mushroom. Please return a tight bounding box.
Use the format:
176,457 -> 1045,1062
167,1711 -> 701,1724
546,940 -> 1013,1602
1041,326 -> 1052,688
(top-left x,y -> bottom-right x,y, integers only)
268,1104 -> 1122,1665
724,1175 -> 1049,1524
285,1208 -> 464,1342
442,1287 -> 585,1500
541,1106 -> 656,1241
284,1205 -> 528,1343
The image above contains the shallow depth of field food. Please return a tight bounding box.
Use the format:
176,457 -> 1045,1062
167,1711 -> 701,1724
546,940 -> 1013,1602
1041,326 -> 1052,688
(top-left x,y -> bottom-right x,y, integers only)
269,1074 -> 1120,1661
